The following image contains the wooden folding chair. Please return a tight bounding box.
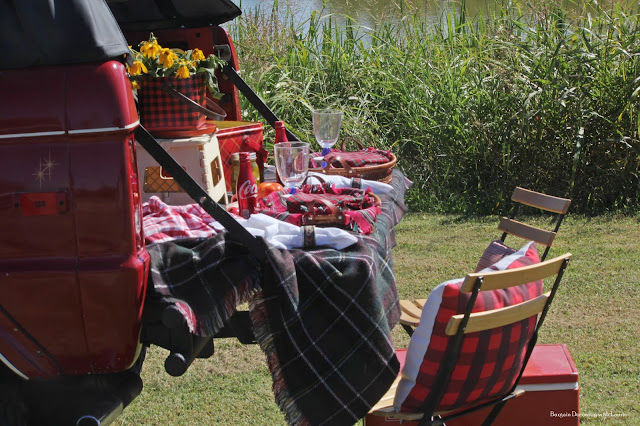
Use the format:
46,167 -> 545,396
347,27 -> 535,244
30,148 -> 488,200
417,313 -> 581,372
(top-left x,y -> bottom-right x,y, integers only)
399,187 -> 571,334
369,250 -> 572,426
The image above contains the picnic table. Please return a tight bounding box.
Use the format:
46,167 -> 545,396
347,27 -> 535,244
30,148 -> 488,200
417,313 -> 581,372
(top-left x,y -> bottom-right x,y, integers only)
144,169 -> 412,425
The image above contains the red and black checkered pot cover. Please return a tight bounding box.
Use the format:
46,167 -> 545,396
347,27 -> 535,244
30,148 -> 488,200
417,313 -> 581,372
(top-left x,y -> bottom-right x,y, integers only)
138,74 -> 207,131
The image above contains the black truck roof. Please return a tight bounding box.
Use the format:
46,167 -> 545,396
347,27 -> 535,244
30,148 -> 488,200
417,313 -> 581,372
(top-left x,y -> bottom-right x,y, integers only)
1,0 -> 241,69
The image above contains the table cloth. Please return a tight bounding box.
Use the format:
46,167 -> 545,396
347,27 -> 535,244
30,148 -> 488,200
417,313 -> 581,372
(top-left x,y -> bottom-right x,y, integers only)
145,169 -> 412,425
143,197 -> 357,250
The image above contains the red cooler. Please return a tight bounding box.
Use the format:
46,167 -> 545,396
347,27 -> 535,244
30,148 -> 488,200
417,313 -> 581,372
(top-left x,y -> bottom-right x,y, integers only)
214,120 -> 266,192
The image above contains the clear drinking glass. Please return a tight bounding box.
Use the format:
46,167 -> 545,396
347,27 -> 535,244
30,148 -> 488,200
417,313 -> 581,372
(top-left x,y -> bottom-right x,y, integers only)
274,142 -> 310,193
312,109 -> 343,158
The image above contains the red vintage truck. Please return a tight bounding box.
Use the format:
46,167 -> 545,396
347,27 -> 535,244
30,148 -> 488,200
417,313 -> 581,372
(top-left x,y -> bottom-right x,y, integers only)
0,1 -> 266,424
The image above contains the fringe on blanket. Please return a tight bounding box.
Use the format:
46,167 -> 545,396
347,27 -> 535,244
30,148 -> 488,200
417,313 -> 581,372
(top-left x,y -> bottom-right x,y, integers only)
249,292 -> 310,426
195,275 -> 260,336
147,237 -> 263,338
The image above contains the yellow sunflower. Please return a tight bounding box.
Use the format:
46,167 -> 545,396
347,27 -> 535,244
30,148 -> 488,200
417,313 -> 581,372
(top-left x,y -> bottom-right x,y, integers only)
158,48 -> 178,69
140,39 -> 161,59
192,48 -> 206,62
128,60 -> 148,76
176,61 -> 191,79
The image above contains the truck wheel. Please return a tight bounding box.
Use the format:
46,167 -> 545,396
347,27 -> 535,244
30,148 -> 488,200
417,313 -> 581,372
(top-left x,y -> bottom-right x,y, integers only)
0,392 -> 28,426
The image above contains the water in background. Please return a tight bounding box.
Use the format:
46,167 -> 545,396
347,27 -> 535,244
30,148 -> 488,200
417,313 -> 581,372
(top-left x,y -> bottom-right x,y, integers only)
236,0 -> 475,28
234,0 -> 627,28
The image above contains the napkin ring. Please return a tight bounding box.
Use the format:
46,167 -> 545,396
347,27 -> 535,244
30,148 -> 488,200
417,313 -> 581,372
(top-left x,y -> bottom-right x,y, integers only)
303,225 -> 316,248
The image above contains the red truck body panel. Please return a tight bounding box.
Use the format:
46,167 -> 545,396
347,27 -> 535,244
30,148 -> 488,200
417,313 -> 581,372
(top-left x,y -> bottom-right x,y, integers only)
0,61 -> 149,378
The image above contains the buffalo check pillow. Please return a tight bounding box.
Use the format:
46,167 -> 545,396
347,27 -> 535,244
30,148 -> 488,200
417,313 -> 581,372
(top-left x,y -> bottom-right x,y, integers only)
393,241 -> 541,413
474,239 -> 517,272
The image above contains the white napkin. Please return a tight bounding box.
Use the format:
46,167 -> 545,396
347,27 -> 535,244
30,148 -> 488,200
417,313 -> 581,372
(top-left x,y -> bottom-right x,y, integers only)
233,213 -> 358,250
306,172 -> 393,194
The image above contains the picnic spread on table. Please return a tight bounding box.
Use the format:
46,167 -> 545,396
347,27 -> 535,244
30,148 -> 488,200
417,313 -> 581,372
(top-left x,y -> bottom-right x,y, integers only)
141,130 -> 412,425
134,101 -> 578,426
129,48 -> 577,422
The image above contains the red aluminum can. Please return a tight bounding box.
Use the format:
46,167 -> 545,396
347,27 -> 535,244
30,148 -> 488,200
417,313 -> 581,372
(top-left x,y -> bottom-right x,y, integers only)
236,152 -> 257,218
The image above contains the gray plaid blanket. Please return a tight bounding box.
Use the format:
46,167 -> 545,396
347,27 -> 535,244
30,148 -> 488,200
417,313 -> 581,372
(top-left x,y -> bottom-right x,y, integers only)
147,169 -> 412,425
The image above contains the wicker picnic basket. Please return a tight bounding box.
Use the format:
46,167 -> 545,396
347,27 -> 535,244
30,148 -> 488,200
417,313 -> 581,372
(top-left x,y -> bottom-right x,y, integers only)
256,175 -> 382,234
308,139 -> 397,184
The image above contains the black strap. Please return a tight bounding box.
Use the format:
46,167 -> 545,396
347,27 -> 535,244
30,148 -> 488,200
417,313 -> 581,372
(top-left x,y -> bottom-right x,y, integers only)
160,83 -> 227,121
134,125 -> 267,261
222,64 -> 300,142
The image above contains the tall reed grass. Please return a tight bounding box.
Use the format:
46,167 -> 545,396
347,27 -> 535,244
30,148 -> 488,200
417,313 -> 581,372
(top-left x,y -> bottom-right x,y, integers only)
230,0 -> 640,215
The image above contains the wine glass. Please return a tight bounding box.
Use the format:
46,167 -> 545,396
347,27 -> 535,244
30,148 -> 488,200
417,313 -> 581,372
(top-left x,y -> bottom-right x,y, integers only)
274,142 -> 310,194
312,109 -> 343,164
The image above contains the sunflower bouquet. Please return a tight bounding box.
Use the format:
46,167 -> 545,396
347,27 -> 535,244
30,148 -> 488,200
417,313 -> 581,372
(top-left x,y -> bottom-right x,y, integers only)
127,33 -> 225,98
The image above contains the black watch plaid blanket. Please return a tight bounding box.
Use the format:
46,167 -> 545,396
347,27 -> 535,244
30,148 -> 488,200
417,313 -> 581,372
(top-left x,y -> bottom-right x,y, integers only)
146,169 -> 413,425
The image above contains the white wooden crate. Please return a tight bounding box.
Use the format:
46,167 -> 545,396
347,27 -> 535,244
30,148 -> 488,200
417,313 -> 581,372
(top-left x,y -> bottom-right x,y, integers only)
135,133 -> 228,205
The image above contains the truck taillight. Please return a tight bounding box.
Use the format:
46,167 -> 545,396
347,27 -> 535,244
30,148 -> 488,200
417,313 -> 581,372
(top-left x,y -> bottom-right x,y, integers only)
128,138 -> 143,250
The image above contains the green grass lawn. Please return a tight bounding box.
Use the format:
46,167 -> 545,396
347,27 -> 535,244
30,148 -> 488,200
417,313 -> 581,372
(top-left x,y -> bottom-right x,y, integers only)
115,214 -> 640,425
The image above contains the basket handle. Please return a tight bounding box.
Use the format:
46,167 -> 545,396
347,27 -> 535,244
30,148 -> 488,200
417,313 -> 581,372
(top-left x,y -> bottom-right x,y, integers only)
339,137 -> 365,152
302,174 -> 329,187
161,83 -> 227,121
323,154 -> 357,176
301,199 -> 344,226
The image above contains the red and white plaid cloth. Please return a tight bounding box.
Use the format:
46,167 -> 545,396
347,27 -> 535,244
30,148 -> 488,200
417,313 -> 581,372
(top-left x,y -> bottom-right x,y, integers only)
142,196 -> 225,244
309,146 -> 393,168
255,183 -> 381,235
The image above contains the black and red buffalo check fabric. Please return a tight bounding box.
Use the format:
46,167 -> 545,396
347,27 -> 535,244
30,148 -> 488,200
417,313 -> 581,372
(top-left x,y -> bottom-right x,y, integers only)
474,239 -> 517,272
396,241 -> 542,414
146,169 -> 412,425
137,74 -> 207,131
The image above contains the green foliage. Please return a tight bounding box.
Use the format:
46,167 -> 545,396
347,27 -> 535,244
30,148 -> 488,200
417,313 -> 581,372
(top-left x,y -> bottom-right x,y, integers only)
230,0 -> 640,215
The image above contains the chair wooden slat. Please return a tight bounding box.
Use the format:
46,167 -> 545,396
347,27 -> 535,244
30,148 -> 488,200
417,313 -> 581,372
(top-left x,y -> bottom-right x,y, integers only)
370,389 -> 525,422
511,187 -> 571,214
461,253 -> 571,292
498,217 -> 556,247
445,292 -> 550,336
399,311 -> 420,327
400,299 -> 423,321
369,375 -> 425,421
414,298 -> 427,309
369,376 -> 400,412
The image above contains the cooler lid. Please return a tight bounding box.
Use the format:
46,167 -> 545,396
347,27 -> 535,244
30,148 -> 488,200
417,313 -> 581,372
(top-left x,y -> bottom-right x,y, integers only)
107,0 -> 242,32
520,344 -> 579,385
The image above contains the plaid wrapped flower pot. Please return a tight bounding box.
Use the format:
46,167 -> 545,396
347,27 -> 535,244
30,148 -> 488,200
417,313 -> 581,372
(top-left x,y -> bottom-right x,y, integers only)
137,73 -> 208,131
